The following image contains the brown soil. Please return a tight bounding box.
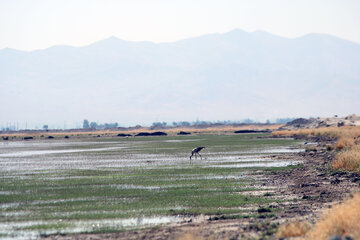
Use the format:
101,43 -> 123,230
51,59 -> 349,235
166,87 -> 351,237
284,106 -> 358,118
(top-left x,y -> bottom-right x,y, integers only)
42,137 -> 360,240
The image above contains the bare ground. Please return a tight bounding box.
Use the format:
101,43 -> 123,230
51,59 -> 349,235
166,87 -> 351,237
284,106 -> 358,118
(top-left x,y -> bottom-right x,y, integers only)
42,137 -> 360,240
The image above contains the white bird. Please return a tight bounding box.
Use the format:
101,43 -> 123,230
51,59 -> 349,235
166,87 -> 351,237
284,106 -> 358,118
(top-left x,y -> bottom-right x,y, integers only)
190,147 -> 205,160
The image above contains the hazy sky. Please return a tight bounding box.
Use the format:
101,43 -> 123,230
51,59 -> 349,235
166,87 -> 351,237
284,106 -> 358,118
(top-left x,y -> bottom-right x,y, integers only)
1,0 -> 360,51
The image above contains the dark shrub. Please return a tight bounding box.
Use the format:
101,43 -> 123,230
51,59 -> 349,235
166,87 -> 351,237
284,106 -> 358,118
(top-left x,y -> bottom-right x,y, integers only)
151,132 -> 167,136
177,131 -> 191,135
117,133 -> 132,137
135,132 -> 151,136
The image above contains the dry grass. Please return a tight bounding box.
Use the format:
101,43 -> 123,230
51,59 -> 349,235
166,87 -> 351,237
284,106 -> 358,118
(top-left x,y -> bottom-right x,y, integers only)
177,232 -> 204,240
277,193 -> 360,240
273,126 -> 360,139
305,192 -> 360,240
162,124 -> 282,134
332,145 -> 360,173
277,220 -> 311,239
334,137 -> 355,151
275,127 -> 360,239
0,128 -> 149,138
0,124 -> 283,138
274,126 -> 360,173
273,128 -> 317,137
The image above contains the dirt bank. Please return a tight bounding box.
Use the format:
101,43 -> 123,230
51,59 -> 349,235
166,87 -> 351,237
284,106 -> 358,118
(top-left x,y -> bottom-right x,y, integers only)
42,137 -> 360,240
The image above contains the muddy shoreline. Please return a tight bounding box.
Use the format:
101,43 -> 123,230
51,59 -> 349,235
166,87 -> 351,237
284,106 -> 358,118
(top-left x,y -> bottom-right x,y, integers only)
42,136 -> 360,240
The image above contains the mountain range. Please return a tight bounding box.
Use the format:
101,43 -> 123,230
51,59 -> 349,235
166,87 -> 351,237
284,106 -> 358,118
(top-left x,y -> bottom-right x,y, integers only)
1,29 -> 360,127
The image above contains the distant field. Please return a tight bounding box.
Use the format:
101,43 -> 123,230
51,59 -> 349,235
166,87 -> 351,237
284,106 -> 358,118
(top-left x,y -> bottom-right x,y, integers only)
0,133 -> 302,239
0,124 -> 283,139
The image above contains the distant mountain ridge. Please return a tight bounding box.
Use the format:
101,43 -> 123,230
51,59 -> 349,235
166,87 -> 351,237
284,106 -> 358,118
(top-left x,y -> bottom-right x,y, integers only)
1,29 -> 360,126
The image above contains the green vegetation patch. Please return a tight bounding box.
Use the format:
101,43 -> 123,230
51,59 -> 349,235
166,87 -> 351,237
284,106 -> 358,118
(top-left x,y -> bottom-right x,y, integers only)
0,133 -> 302,237
19,222 -> 74,231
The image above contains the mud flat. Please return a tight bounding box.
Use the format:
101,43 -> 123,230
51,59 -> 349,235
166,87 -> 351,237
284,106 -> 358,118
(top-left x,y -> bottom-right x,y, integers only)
1,134 -> 358,239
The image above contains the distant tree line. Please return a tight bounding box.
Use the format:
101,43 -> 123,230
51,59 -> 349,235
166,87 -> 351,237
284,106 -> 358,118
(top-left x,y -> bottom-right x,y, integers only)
152,118 -> 295,128
151,122 -> 167,127
1,125 -> 17,131
0,117 -> 296,132
83,119 -> 118,129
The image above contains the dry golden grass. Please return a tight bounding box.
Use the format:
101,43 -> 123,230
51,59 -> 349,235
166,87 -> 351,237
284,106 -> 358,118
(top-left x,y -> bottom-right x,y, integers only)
0,124 -> 283,138
273,129 -> 315,137
277,220 -> 311,239
334,137 -> 355,151
274,126 -> 360,173
162,124 -> 282,134
305,192 -> 360,240
177,232 -> 204,240
277,193 -> 360,240
273,126 -> 360,139
275,127 -> 360,239
332,145 -> 360,173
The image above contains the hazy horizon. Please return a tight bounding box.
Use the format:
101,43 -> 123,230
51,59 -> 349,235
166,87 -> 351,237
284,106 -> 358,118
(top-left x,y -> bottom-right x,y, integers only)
2,28 -> 360,53
2,29 -> 360,130
1,1 -> 360,130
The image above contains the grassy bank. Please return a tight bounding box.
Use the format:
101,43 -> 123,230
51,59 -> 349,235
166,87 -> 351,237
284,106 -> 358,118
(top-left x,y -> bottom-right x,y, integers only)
274,126 -> 360,172
277,192 -> 360,240
274,126 -> 360,239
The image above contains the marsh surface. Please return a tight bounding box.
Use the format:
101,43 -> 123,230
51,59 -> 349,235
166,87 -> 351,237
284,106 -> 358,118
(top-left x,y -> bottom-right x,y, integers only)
0,134 -> 303,239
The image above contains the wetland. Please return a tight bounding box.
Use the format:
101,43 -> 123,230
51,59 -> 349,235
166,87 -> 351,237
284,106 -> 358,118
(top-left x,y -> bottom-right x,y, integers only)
1,133 -> 357,239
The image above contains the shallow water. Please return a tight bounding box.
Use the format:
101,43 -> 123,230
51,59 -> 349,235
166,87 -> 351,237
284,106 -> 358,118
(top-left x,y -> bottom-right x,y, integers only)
0,216 -> 181,240
0,146 -> 125,157
210,160 -> 302,168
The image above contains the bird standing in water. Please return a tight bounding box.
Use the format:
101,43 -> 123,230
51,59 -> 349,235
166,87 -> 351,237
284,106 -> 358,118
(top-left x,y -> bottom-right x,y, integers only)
190,147 -> 205,160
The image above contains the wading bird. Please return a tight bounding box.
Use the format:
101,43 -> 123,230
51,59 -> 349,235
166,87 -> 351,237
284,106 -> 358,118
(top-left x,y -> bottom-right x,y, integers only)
190,147 -> 205,160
